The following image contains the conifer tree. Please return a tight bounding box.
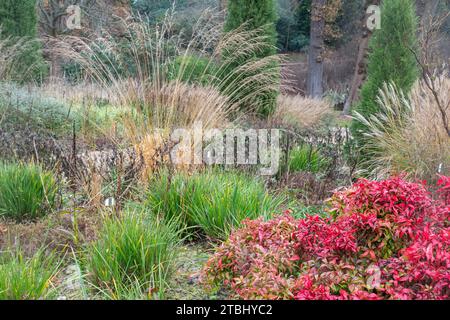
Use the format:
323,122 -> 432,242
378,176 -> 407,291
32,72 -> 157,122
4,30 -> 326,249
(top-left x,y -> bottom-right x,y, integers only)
223,0 -> 279,117
351,0 -> 418,149
0,0 -> 38,37
225,0 -> 277,56
0,0 -> 47,81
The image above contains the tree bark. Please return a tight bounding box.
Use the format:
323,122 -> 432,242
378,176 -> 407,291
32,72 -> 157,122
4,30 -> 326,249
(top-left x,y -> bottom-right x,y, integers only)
342,0 -> 380,115
307,0 -> 326,98
38,0 -> 131,79
342,32 -> 371,115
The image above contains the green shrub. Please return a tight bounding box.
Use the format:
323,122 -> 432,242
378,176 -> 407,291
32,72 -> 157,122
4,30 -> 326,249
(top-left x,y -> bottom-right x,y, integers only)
146,170 -> 285,239
286,144 -> 327,174
167,55 -> 218,85
0,83 -> 77,134
0,162 -> 58,221
85,211 -> 179,299
0,249 -> 58,300
62,62 -> 84,84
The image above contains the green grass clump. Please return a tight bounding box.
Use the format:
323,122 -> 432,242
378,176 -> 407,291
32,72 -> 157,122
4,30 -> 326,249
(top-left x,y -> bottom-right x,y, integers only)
287,145 -> 328,174
0,250 -> 58,300
146,170 -> 285,239
85,211 -> 179,300
0,162 -> 58,221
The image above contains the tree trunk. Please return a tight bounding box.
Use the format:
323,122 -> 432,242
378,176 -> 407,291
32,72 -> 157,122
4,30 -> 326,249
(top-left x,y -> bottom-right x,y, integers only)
342,0 -> 380,115
342,31 -> 371,115
307,0 -> 326,98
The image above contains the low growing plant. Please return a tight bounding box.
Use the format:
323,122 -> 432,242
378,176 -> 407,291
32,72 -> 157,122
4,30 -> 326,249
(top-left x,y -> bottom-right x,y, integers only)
0,162 -> 58,221
0,83 -> 77,134
203,176 -> 450,300
286,144 -> 328,174
147,170 -> 285,239
354,77 -> 450,182
85,210 -> 180,299
0,249 -> 59,300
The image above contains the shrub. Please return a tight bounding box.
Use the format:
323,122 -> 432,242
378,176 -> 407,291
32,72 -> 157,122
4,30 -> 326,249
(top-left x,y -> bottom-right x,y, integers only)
0,162 -> 58,222
85,210 -> 179,299
0,249 -> 59,300
146,170 -> 285,239
167,55 -> 218,86
203,213 -> 300,299
203,176 -> 450,300
351,0 -> 418,156
437,175 -> 450,204
0,82 -> 77,134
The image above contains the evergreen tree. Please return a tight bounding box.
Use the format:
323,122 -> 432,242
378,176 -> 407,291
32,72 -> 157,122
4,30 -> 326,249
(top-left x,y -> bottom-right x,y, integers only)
351,0 -> 418,154
0,0 -> 38,37
223,0 -> 279,117
0,0 -> 47,82
295,0 -> 312,40
225,0 -> 278,55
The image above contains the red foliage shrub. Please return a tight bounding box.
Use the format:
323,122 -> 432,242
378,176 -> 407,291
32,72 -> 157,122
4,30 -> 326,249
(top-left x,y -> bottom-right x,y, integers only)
202,177 -> 450,300
203,214 -> 300,299
437,175 -> 450,204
